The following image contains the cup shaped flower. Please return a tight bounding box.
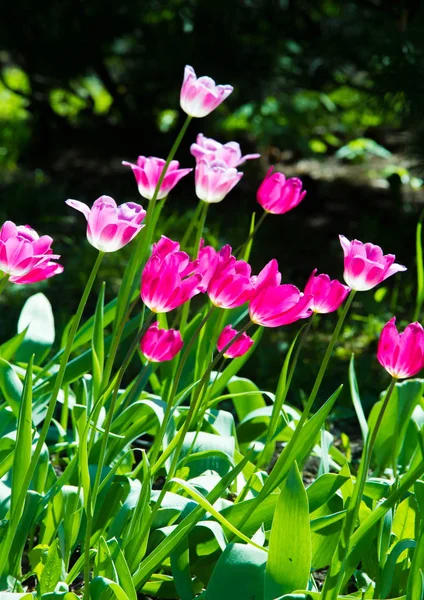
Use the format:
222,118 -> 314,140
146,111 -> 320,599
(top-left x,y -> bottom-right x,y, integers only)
66,196 -> 146,253
339,235 -> 407,292
197,239 -> 221,292
0,221 -> 64,284
180,65 -> 233,118
377,317 -> 424,379
207,245 -> 254,309
122,156 -> 192,201
217,325 -> 254,359
257,167 -> 306,215
140,322 -> 184,362
195,159 -> 243,203
190,134 -> 260,167
249,284 -> 312,328
141,236 -> 202,313
304,269 -> 350,314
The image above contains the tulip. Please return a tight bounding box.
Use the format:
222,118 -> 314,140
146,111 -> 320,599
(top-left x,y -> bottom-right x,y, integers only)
249,284 -> 312,328
195,159 -> 243,203
190,134 -> 260,168
180,65 -> 233,118
66,196 -> 146,253
141,236 -> 202,313
304,269 -> 350,314
257,167 -> 306,215
122,156 -> 192,201
339,235 -> 407,292
377,317 -> 424,379
207,245 -> 254,309
0,221 -> 63,284
217,325 -> 254,359
197,240 -> 221,292
140,322 -> 183,362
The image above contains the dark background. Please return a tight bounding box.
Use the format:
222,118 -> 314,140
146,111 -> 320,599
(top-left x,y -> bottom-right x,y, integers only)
1,0 -> 424,417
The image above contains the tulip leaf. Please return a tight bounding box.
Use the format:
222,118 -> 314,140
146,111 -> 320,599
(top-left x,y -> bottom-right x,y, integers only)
16,293 -> 55,364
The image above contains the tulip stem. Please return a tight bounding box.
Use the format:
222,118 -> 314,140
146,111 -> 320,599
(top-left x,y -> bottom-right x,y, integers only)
179,202 -> 209,334
235,210 -> 268,256
181,202 -> 203,248
321,376 -> 397,600
232,291 -> 355,536
0,274 -> 9,297
83,310 -> 154,598
149,304 -> 216,466
0,250 -> 104,582
112,114 -> 192,340
137,322 -> 255,558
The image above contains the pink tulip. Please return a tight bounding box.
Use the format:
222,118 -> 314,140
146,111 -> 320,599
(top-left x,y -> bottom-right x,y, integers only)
304,269 -> 350,314
140,322 -> 183,362
249,284 -> 312,328
0,221 -> 63,284
180,65 -> 233,118
197,240 -> 221,292
217,325 -> 254,359
122,156 -> 192,201
207,245 -> 254,309
190,134 -> 260,168
377,317 -> 424,379
339,236 -> 407,292
195,159 -> 243,203
141,236 -> 202,313
66,196 -> 146,253
257,167 -> 306,215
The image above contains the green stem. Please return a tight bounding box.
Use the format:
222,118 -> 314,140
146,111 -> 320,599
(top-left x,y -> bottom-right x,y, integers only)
283,292 -> 356,455
0,251 -> 104,580
149,305 -> 216,466
181,202 -> 203,248
179,202 -> 209,334
234,211 -> 268,256
322,377 -> 397,600
139,322 -> 254,547
112,115 -> 192,339
83,311 -> 154,595
0,274 -> 9,298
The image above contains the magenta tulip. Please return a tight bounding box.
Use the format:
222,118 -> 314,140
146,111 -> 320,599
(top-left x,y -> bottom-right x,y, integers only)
339,236 -> 407,292
180,65 -> 233,118
141,236 -> 202,313
66,196 -> 146,253
122,156 -> 192,201
217,325 -> 254,359
304,269 -> 350,314
249,284 -> 312,328
207,245 -> 254,309
377,317 -> 424,379
190,134 -> 260,168
0,221 -> 63,284
195,159 -> 243,203
257,167 -> 306,215
140,322 -> 184,362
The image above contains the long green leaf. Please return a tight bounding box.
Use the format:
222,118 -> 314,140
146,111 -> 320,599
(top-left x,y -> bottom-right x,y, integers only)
265,462 -> 311,599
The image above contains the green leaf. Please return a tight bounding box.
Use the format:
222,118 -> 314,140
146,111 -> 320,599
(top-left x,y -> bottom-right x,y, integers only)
226,377 -> 266,421
0,329 -> 28,362
11,356 -> 33,516
171,537 -> 193,600
16,293 -> 55,364
349,355 -> 368,441
92,283 -> 105,401
0,357 -> 23,417
38,539 -> 62,596
204,543 -> 267,600
265,462 -> 311,599
368,379 -> 424,472
90,576 -> 129,600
